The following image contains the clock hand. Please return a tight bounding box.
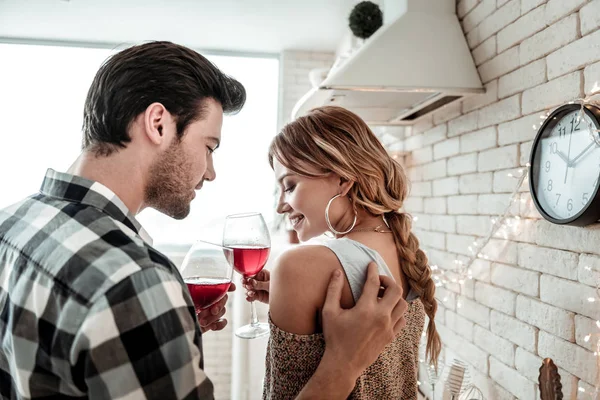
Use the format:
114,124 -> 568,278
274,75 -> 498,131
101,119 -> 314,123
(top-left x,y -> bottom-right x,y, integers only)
556,150 -> 570,164
568,141 -> 596,167
564,130 -> 574,184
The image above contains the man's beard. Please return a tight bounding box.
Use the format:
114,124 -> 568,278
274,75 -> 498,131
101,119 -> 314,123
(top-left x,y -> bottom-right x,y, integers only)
145,140 -> 195,220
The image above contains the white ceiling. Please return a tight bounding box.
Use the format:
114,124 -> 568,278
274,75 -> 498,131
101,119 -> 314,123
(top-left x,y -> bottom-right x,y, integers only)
0,0 -> 374,54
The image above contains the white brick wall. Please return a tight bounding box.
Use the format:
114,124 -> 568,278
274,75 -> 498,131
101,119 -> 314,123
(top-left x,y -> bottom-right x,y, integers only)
395,0 -> 600,393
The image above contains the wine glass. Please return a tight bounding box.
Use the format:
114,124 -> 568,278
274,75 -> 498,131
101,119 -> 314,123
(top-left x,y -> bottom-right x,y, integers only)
181,240 -> 234,316
223,212 -> 271,339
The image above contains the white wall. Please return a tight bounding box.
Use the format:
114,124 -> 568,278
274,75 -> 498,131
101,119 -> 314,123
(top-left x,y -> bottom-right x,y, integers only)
405,1 -> 600,398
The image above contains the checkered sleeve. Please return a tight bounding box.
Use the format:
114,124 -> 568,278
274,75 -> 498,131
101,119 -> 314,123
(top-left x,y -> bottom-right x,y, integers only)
72,266 -> 215,400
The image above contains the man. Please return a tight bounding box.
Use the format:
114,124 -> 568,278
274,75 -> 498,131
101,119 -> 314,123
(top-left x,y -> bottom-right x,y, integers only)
0,41 -> 408,399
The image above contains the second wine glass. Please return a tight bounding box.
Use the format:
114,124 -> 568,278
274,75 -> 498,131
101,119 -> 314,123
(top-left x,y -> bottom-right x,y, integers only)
223,212 -> 271,339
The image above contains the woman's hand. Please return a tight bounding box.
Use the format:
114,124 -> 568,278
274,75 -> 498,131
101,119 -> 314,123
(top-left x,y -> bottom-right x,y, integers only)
243,269 -> 270,304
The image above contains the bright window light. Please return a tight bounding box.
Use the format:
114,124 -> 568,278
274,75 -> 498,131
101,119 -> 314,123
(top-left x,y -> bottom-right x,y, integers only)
0,43 -> 280,247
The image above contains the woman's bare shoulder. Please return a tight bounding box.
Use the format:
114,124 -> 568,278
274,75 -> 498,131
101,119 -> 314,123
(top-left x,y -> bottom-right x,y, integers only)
269,244 -> 343,334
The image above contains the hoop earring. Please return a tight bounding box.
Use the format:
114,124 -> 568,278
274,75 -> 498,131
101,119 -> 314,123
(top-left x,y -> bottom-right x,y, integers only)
325,194 -> 357,235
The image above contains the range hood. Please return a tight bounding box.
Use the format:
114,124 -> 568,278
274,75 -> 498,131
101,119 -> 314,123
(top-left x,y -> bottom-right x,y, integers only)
292,0 -> 484,126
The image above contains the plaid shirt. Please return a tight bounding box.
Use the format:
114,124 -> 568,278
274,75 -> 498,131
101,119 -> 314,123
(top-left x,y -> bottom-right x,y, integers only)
0,169 -> 214,399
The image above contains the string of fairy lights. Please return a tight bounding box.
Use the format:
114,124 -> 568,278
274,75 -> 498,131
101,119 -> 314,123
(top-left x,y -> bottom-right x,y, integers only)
399,93 -> 600,398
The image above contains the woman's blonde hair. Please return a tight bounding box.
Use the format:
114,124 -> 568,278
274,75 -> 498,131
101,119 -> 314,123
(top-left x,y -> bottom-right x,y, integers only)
268,106 -> 441,366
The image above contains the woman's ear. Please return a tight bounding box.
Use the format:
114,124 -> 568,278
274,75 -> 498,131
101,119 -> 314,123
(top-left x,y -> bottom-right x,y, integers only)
339,178 -> 354,196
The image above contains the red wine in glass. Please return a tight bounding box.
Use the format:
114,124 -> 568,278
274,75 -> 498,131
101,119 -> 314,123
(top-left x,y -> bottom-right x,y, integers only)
223,212 -> 271,339
231,246 -> 271,277
185,276 -> 232,312
180,241 -> 233,318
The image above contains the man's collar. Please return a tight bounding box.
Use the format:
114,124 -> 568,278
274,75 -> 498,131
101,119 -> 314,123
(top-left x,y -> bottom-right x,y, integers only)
40,169 -> 153,245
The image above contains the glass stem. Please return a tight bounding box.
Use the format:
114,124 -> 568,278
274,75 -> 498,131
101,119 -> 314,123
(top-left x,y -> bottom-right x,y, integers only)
250,301 -> 259,326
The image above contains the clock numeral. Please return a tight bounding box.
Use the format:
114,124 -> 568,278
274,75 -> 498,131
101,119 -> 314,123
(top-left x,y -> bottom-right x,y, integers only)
570,117 -> 581,133
555,193 -> 561,206
583,193 -> 589,204
559,126 -> 567,137
550,142 -> 558,154
545,161 -> 551,173
567,199 -> 573,212
547,179 -> 553,192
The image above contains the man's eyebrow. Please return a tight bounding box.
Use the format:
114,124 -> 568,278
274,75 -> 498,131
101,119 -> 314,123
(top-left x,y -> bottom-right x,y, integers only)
206,136 -> 220,148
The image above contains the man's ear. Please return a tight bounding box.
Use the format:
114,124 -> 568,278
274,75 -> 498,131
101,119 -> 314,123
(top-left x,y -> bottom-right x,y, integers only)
143,102 -> 169,146
339,178 -> 355,196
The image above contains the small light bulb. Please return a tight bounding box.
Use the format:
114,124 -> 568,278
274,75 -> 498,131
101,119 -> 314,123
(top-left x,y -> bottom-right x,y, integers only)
588,297 -> 596,303
585,334 -> 591,342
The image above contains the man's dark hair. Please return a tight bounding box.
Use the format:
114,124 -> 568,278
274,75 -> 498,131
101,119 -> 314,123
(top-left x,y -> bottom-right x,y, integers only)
82,41 -> 246,155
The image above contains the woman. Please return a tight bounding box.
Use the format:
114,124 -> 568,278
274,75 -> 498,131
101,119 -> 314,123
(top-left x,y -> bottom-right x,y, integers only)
246,106 -> 440,399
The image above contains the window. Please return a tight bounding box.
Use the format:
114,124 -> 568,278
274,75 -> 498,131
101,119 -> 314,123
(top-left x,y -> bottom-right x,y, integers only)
0,43 -> 280,247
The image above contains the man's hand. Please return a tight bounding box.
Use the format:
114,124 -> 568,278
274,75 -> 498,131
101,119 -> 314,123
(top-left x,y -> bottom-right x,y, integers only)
243,269 -> 270,304
322,263 -> 407,377
198,283 -> 236,333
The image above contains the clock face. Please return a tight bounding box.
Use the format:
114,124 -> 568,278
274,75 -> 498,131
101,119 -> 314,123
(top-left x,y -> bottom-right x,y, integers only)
531,107 -> 600,222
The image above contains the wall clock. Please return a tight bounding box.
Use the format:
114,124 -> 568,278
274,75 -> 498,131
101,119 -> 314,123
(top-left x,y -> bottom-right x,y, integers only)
529,103 -> 600,226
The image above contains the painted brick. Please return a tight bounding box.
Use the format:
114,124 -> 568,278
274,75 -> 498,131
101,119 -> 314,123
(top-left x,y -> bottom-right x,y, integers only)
438,325 -> 490,374
457,215 -> 492,236
460,127 -> 497,153
448,111 -> 479,137
446,309 -> 475,340
544,0 -> 588,25
423,124 -> 448,146
516,295 -> 575,340
536,220 -> 600,256
520,14 -> 578,65
433,177 -> 460,196
430,215 -> 457,233
575,315 -> 600,352
424,197 -> 447,214
408,146 -> 433,166
479,47 -> 520,83
473,36 -> 497,66
577,254 -> 600,288
478,144 -> 519,172
448,153 -> 478,176
478,0 -> 520,43
410,181 -> 432,197
433,103 -> 462,125
547,30 -> 600,80
498,59 -> 546,98
478,193 -> 515,215
463,0 -> 497,33
475,281 -> 517,315
581,0 -> 600,35
518,243 -> 579,280
422,159 -> 447,181
404,197 -> 424,213
415,229 -> 446,250
491,262 -> 540,297
522,0 -> 547,14
541,274 -> 600,320
498,112 -> 543,146
447,233 -> 478,256
458,0 -> 480,19
434,137 -> 460,160
478,95 -> 521,128
584,60 -> 600,95
474,326 -> 515,366
491,309 -> 538,351
448,195 -> 479,215
458,296 -> 492,327
522,71 -> 583,114
497,4 -> 547,53
459,172 -> 494,194
462,80 -> 499,113
490,357 -> 537,399
538,331 -> 599,384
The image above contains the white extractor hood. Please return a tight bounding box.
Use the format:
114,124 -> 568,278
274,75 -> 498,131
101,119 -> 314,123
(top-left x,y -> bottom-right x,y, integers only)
292,0 -> 484,126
